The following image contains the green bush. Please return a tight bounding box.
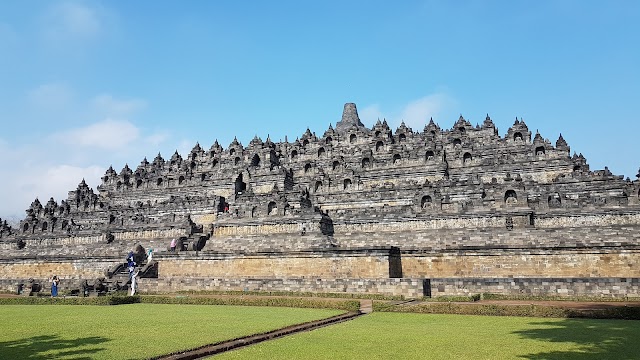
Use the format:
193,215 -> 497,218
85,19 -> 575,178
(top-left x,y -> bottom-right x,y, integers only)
139,295 -> 360,311
0,295 -> 140,306
481,293 -> 640,302
174,289 -> 404,301
373,301 -> 640,320
423,294 -> 481,302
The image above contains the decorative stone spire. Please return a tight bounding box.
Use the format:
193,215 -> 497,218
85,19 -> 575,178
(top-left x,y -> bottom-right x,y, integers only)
533,131 -> 544,144
556,133 -> 568,148
335,103 -> 365,134
153,153 -> 165,167
483,114 -> 495,128
119,164 -> 132,176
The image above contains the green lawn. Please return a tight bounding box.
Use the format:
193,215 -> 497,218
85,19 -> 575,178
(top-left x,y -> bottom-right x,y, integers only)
0,304 -> 342,360
217,313 -> 640,360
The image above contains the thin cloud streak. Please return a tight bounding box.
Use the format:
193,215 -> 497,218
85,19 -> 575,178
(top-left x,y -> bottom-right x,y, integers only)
359,93 -> 457,130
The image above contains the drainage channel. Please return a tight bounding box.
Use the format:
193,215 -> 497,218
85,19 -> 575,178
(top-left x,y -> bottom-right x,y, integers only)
150,311 -> 365,360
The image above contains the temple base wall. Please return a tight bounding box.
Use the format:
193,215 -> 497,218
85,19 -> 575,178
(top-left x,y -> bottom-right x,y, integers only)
428,278 -> 640,298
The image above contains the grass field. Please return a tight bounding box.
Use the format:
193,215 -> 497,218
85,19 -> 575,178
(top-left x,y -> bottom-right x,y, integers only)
0,304 -> 342,360
217,313 -> 640,360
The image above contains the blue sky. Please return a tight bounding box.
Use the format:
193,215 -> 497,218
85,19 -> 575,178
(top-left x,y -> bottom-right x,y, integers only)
0,0 -> 639,220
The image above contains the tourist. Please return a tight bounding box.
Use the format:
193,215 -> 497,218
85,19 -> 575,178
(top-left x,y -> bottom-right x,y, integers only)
82,279 -> 90,297
130,268 -> 140,296
127,251 -> 136,281
170,238 -> 177,252
50,275 -> 60,297
147,248 -> 154,262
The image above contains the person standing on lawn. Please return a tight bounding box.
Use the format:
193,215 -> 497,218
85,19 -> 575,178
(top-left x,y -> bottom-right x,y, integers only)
50,275 -> 60,297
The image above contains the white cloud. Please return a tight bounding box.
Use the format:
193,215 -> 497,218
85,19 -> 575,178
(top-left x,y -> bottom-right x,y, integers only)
358,104 -> 384,127
28,83 -> 74,110
360,93 -> 456,130
42,2 -> 104,43
399,93 -> 454,129
0,138 -> 102,220
0,84 -> 182,220
52,118 -> 141,150
91,94 -> 147,116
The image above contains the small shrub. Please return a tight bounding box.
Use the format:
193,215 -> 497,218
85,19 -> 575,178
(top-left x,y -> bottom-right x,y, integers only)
481,293 -> 639,303
174,289 -> 404,301
139,295 -> 360,311
373,301 -> 640,320
424,295 -> 481,302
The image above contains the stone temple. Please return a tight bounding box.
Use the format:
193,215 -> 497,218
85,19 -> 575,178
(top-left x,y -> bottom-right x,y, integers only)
1,103 -> 639,298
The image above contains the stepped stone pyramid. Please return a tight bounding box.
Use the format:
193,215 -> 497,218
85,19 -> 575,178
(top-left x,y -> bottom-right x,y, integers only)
1,103 -> 639,298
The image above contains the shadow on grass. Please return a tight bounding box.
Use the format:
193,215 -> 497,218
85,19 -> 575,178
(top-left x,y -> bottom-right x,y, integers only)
0,334 -> 110,359
514,318 -> 640,360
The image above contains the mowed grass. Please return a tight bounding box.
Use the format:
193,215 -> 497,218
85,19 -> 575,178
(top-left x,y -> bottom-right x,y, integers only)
217,312 -> 640,360
0,304 -> 342,360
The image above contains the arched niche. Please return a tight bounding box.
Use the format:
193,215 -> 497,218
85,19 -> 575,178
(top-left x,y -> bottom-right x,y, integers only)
375,141 -> 384,152
421,195 -> 432,208
399,133 -> 406,142
304,163 -> 312,173
425,150 -> 435,161
314,181 -> 322,192
349,134 -> 357,143
302,139 -> 309,147
23,223 -> 29,232
332,161 -> 340,171
251,154 -> 261,167
463,152 -> 472,164
268,201 -> 278,216
393,154 -> 401,164
178,176 -> 185,185
325,137 -> 332,145
514,132 -> 523,141
504,190 -> 518,204
291,150 -> 298,159
535,146 -> 546,156
453,138 -> 462,147
548,193 -> 561,208
362,157 -> 371,168
343,178 -> 352,190
234,173 -> 247,195
318,147 -> 325,157
230,148 -> 236,155
136,179 -> 143,188
234,157 -> 241,165
157,178 -> 163,186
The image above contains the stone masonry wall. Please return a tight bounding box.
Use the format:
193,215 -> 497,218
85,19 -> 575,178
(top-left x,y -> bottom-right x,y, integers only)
429,278 -> 640,298
157,250 -> 392,278
138,277 -> 423,298
402,250 -> 640,278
